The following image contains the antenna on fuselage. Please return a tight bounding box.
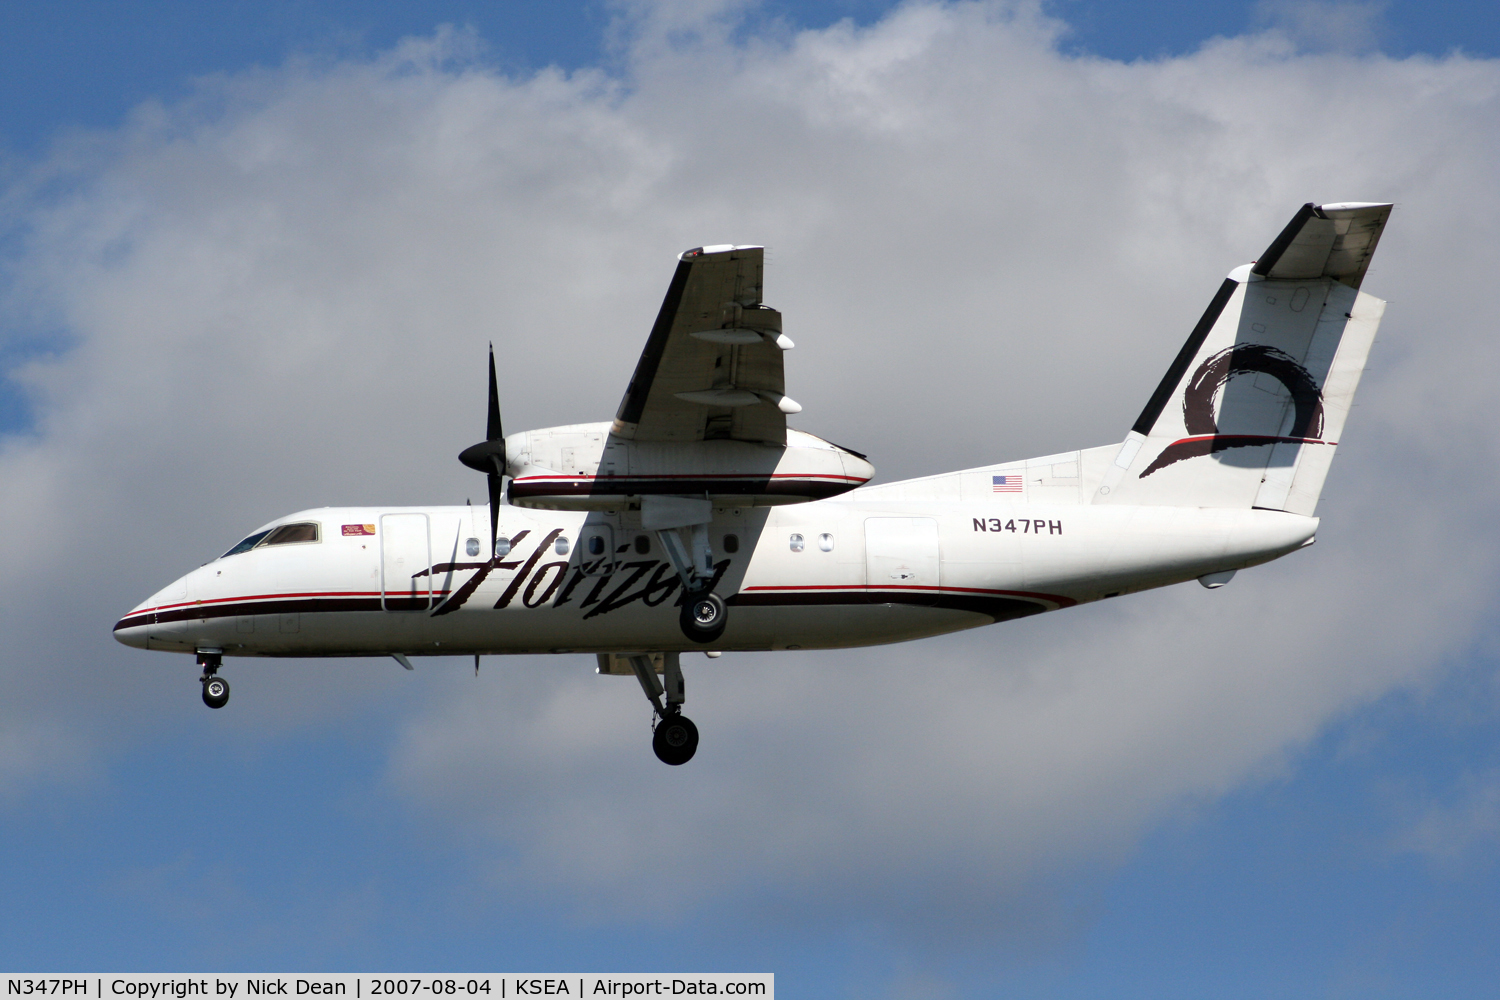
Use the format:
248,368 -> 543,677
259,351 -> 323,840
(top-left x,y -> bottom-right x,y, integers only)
457,343 -> 507,559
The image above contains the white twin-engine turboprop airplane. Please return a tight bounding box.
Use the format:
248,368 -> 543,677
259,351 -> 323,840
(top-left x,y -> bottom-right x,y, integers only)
116,202 -> 1392,764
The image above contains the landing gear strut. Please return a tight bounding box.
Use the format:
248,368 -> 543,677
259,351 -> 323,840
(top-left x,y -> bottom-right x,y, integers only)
656,525 -> 728,644
628,651 -> 699,765
198,649 -> 229,709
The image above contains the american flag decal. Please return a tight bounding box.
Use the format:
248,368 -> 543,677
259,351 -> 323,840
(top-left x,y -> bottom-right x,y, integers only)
992,475 -> 1022,493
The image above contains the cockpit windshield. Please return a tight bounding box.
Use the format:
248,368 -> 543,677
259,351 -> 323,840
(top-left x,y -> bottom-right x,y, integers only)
222,530 -> 272,558
220,522 -> 320,559
262,522 -> 319,546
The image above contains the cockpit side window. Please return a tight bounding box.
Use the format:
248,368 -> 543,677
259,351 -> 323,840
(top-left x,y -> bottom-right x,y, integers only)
222,530 -> 272,558
260,522 -> 320,546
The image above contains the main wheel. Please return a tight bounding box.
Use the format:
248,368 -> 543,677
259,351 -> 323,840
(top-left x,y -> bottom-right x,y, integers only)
652,713 -> 699,765
679,590 -> 727,644
202,676 -> 230,709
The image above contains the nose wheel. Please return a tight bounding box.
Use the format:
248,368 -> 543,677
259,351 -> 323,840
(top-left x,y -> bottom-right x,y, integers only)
197,649 -> 229,709
202,675 -> 230,709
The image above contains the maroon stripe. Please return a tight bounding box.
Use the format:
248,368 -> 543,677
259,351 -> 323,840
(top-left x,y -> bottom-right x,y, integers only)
116,595 -> 411,629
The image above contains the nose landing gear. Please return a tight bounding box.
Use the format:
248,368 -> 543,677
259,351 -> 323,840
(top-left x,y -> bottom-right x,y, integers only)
202,675 -> 230,709
197,649 -> 229,709
627,651 -> 699,765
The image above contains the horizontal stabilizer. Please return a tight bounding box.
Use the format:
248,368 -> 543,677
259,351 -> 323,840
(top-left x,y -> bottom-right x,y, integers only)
1251,202 -> 1392,290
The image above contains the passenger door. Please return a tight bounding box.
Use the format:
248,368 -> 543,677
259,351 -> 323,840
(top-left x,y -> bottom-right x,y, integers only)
380,513 -> 433,611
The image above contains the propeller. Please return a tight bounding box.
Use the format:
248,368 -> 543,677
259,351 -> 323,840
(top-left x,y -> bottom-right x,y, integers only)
458,344 -> 507,557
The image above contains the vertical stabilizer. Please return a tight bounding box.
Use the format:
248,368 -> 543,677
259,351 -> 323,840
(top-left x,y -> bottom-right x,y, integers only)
1094,203 -> 1391,514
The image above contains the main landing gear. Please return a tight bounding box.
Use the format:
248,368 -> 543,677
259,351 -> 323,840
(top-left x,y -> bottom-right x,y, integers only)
655,525 -> 728,644
653,713 -> 699,766
628,651 -> 699,765
680,589 -> 727,644
198,649 -> 229,709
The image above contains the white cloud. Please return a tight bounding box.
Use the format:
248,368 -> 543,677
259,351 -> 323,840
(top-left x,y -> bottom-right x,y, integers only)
3,0 -> 1500,941
1253,1 -> 1390,54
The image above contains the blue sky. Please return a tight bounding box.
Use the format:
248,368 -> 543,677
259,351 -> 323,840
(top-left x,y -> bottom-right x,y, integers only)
3,2 -> 1500,996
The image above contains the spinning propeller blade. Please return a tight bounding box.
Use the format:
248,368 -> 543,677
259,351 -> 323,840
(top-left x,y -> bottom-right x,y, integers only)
458,344 -> 508,557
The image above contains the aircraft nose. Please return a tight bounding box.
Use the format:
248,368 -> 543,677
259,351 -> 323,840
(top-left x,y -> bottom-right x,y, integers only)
113,572 -> 192,650
113,600 -> 153,648
113,619 -> 150,649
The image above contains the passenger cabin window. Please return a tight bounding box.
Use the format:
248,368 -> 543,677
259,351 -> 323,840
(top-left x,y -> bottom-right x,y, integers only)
818,533 -> 835,552
587,535 -> 605,556
723,533 -> 740,554
261,522 -> 319,546
789,533 -> 805,553
634,535 -> 650,554
465,537 -> 481,557
555,536 -> 570,555
494,537 -> 512,557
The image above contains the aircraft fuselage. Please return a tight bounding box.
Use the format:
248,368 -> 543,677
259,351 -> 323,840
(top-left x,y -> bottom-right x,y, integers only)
114,498 -> 1315,658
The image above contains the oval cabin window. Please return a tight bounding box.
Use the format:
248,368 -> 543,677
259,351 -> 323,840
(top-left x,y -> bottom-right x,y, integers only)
588,535 -> 605,556
465,537 -> 481,557
555,536 -> 570,555
789,533 -> 805,553
818,533 -> 835,552
723,533 -> 740,554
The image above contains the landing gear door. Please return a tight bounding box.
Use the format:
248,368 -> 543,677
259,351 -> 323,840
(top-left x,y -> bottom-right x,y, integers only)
864,517 -> 940,606
380,512 -> 433,611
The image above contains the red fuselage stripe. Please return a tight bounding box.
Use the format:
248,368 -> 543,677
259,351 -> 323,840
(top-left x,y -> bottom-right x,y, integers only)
126,589 -> 453,617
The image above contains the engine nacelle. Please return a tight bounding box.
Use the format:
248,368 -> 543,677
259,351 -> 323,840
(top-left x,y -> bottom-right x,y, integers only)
504,422 -> 873,511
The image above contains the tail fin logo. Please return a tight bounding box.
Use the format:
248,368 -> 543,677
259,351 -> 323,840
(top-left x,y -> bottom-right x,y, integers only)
1140,344 -> 1328,478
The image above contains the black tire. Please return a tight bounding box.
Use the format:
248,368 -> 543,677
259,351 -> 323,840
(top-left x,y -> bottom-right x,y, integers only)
202,676 -> 230,709
679,590 -> 727,644
652,713 -> 699,765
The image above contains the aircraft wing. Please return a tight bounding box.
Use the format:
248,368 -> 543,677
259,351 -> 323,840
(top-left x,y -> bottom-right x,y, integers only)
610,245 -> 797,444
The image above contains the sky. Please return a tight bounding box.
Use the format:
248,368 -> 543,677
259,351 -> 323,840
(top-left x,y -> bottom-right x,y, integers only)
2,0 -> 1500,995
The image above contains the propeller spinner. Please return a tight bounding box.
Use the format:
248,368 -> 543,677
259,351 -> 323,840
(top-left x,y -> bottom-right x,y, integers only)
457,345 -> 507,556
